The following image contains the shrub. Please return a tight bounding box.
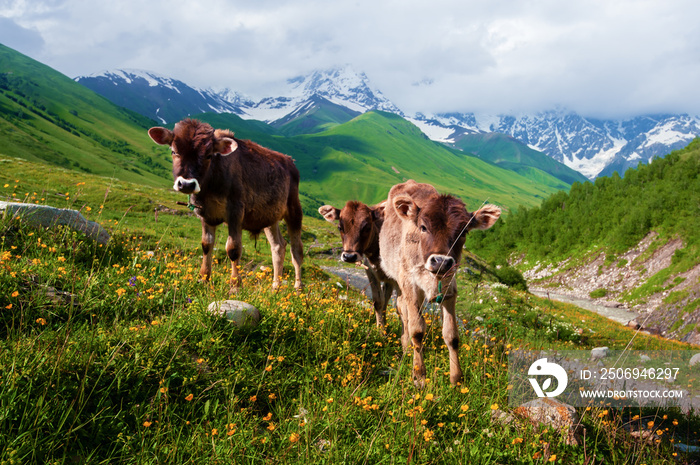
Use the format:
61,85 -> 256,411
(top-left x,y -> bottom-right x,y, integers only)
589,288 -> 608,299
495,266 -> 528,291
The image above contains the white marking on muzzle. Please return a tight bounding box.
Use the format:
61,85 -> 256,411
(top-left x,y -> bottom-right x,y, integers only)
173,176 -> 201,194
425,254 -> 455,275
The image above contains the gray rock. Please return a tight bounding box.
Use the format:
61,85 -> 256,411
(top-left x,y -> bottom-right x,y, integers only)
207,300 -> 260,327
590,346 -> 609,360
0,201 -> 110,245
639,354 -> 651,363
690,353 -> 700,368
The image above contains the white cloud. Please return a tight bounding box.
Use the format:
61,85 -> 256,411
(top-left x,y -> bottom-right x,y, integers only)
2,0 -> 700,118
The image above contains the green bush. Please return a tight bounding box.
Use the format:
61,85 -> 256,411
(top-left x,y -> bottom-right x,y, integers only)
495,265 -> 528,291
589,288 -> 608,299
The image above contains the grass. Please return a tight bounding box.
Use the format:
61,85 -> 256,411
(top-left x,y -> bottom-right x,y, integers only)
0,160 -> 698,464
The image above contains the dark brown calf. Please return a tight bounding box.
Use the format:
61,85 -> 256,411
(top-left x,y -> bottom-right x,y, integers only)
148,119 -> 304,292
319,201 -> 396,329
379,180 -> 500,387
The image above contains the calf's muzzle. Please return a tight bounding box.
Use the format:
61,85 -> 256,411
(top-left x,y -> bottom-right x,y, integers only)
341,251 -> 360,263
425,254 -> 454,276
174,176 -> 200,194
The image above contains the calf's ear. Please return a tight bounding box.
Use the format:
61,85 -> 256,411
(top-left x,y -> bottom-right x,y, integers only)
469,205 -> 501,230
148,127 -> 173,146
215,137 -> 238,156
393,194 -> 418,221
371,202 -> 386,222
318,205 -> 340,223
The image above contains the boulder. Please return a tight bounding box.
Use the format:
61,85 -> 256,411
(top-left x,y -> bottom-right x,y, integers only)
207,300 -> 260,327
512,398 -> 583,446
690,353 -> 700,368
0,201 -> 110,245
590,346 -> 609,361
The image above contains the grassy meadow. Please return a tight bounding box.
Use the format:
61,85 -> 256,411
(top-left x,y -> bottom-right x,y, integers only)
0,157 -> 698,464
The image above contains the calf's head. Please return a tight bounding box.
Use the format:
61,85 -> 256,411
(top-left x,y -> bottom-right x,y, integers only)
393,193 -> 501,278
319,201 -> 384,264
148,119 -> 238,195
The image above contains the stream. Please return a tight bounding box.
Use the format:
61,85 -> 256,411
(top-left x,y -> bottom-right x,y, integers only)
529,288 -> 639,326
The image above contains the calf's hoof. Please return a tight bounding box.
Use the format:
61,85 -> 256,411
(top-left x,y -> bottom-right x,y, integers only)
413,375 -> 426,390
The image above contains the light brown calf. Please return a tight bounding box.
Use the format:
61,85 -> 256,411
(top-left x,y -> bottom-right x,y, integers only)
379,180 -> 500,387
319,201 -> 396,329
148,119 -> 304,292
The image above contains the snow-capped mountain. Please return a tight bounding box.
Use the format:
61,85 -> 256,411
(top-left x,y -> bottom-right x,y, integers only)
76,65 -> 397,125
75,67 -> 700,180
74,69 -> 252,124
238,65 -> 402,122
412,111 -> 700,179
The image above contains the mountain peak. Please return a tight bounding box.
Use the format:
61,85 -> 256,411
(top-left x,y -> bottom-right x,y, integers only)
237,65 -> 402,122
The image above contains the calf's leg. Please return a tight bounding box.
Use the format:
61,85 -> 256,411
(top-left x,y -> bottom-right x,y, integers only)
396,294 -> 410,352
441,294 -> 463,385
403,288 -> 427,388
285,192 -> 304,290
365,265 -> 386,330
264,223 -> 286,290
200,221 -> 216,281
287,223 -> 304,291
225,227 -> 243,293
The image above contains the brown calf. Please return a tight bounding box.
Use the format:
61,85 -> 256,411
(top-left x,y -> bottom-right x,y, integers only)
319,201 -> 396,329
148,119 -> 304,292
379,180 -> 500,387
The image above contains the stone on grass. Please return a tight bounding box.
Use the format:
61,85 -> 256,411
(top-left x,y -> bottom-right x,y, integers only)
590,346 -> 609,361
207,300 -> 260,328
0,201 -> 110,245
690,353 -> 700,368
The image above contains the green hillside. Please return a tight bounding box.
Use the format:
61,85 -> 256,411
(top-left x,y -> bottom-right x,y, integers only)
0,43 -> 171,187
466,138 -> 700,263
272,96 -> 360,136
0,43 -> 576,218
194,111 -> 572,213
452,132 -> 589,185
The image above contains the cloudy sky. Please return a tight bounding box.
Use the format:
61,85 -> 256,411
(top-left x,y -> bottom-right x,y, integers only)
2,0 -> 700,118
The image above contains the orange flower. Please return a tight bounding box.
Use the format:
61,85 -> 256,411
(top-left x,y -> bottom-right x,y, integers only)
290,432 -> 300,443
185,393 -> 194,401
